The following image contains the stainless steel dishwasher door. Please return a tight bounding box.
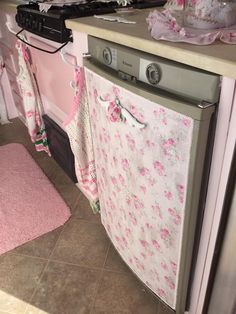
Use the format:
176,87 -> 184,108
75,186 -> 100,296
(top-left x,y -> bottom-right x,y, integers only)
84,56 -> 218,314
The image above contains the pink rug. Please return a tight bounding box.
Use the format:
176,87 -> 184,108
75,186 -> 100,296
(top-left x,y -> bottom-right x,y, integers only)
0,143 -> 71,255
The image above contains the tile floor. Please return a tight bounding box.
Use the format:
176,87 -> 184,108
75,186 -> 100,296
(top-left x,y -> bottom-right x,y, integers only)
0,119 -> 174,314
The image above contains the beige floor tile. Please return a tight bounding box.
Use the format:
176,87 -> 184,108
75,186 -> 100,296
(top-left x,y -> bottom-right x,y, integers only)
34,156 -> 82,213
12,227 -> 63,259
72,193 -> 101,223
25,261 -> 101,314
104,244 -> 130,273
55,183 -> 82,212
23,306 -> 49,314
92,270 -> 159,314
0,254 -> 46,313
0,119 -> 29,146
157,302 -> 175,314
50,219 -> 110,268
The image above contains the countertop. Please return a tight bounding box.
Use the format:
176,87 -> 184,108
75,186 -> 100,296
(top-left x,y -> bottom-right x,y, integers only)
1,0 -> 236,79
0,0 -> 21,10
66,8 -> 236,79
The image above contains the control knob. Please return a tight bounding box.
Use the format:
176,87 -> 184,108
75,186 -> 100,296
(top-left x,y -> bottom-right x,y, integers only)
38,19 -> 43,32
102,47 -> 112,65
146,63 -> 161,85
32,19 -> 38,30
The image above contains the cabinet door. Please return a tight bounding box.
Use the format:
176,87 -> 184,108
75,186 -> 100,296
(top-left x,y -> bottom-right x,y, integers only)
28,36 -> 76,116
0,66 -> 18,119
0,8 -> 23,119
7,66 -> 21,96
0,44 -> 17,74
11,90 -> 25,119
84,66 -> 199,310
0,9 -> 20,74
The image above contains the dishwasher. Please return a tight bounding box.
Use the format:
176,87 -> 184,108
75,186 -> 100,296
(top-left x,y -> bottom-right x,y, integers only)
84,36 -> 220,314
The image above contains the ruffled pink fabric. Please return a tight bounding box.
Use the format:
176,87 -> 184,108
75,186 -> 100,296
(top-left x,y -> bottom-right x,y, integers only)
146,9 -> 236,45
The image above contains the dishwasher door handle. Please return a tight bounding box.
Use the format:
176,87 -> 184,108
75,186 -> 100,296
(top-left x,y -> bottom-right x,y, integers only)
97,96 -> 147,129
15,29 -> 70,54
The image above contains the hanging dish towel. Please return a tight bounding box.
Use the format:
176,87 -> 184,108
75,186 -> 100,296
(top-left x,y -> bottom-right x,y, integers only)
16,40 -> 50,155
147,9 -> 236,45
64,67 -> 99,213
0,56 -> 11,125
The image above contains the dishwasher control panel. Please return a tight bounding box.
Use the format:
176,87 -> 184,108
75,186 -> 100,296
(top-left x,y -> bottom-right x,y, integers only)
87,36 -> 220,103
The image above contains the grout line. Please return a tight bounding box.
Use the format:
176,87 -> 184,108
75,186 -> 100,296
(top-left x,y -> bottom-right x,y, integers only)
102,242 -> 111,269
70,216 -> 102,224
11,250 -> 131,274
9,252 -> 49,261
89,269 -> 105,314
88,243 -> 111,314
99,267 -> 129,274
45,258 -> 106,271
23,224 -> 67,314
23,260 -> 49,314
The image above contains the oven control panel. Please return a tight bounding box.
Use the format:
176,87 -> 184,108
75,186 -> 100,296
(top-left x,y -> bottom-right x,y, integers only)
15,1 -> 167,43
87,36 -> 220,103
88,36 -> 163,87
15,4 -> 72,43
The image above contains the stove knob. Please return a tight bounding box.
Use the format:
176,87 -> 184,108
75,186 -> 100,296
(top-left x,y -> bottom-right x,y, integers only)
19,14 -> 25,25
32,19 -> 38,30
146,63 -> 161,85
38,20 -> 43,32
102,47 -> 112,65
25,18 -> 29,27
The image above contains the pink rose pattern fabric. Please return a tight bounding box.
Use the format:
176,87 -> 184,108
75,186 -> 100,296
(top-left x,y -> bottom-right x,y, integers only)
63,68 -> 99,212
16,40 -> 50,154
107,100 -> 122,122
85,67 -> 194,309
147,9 -> 236,45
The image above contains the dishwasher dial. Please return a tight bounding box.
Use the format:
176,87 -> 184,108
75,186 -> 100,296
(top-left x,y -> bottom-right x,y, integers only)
102,47 -> 112,65
146,63 -> 161,85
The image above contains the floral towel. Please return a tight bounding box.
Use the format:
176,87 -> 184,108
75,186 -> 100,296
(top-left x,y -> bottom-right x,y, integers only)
64,68 -> 99,213
147,9 -> 236,45
16,40 -> 50,155
85,66 -> 196,309
164,0 -> 184,10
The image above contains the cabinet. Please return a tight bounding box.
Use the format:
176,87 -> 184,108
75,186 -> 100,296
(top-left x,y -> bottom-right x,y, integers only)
0,6 -> 24,120
76,31 -> 236,314
26,33 -> 81,127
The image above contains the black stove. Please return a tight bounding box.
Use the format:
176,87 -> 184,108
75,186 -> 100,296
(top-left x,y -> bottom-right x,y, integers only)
15,0 -> 166,43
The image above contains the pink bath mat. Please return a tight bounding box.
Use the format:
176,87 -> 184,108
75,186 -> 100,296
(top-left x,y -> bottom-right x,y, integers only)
0,143 -> 71,255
